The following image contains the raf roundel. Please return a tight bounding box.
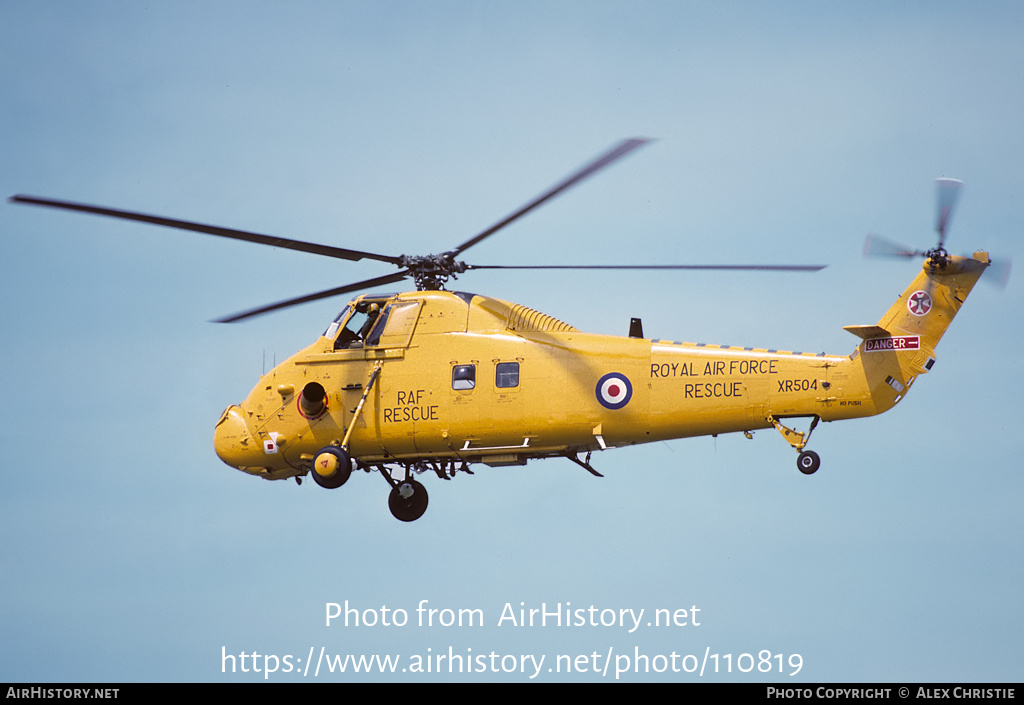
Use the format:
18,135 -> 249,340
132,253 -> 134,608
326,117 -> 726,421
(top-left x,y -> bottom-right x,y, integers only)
596,372 -> 633,410
907,290 -> 933,316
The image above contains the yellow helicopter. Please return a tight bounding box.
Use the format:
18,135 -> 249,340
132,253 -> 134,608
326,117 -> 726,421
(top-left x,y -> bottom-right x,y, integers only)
10,140 -> 999,521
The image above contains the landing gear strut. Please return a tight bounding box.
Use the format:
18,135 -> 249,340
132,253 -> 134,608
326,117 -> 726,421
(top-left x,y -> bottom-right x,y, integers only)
769,414 -> 822,475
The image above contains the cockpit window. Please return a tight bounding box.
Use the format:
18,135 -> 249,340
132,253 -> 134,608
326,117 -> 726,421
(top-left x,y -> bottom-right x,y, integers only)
323,310 -> 348,340
367,301 -> 420,348
330,300 -> 385,350
328,299 -> 420,350
364,306 -> 391,346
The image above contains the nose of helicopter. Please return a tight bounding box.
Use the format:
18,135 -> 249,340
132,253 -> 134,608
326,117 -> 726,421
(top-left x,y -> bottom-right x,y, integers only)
214,405 -> 260,469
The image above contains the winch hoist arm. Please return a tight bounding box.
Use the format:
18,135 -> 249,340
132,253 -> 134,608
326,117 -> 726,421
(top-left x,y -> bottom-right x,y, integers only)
341,363 -> 382,452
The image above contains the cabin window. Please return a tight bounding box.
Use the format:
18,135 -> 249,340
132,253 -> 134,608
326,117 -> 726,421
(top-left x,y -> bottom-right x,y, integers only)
495,362 -> 520,388
452,364 -> 476,390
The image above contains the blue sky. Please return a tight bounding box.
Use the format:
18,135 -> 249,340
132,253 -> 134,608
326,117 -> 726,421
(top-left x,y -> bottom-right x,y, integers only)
2,1 -> 1022,682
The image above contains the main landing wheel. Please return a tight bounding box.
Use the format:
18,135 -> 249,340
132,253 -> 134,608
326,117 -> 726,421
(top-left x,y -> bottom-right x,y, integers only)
388,479 -> 428,522
797,450 -> 820,475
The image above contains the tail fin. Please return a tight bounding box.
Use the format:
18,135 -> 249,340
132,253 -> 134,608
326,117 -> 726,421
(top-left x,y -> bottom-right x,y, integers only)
877,252 -> 989,357
843,252 -> 990,411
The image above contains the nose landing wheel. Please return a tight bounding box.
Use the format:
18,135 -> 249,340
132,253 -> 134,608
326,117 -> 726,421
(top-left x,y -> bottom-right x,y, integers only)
311,446 -> 352,489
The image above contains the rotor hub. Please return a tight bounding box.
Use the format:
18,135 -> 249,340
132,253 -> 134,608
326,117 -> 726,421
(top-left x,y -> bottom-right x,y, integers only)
400,252 -> 468,290
926,247 -> 950,271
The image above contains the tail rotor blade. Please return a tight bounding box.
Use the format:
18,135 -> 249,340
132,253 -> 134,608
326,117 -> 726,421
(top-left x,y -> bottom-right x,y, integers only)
864,233 -> 922,258
983,256 -> 1012,289
935,178 -> 963,249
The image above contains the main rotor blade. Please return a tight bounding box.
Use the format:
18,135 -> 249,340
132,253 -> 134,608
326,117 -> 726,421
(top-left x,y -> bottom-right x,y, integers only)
450,138 -> 650,257
467,263 -> 826,271
935,178 -> 963,249
9,194 -> 403,265
213,271 -> 411,323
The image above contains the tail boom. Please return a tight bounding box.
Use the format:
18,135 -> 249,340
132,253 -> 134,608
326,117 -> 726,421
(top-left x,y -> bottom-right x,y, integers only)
643,252 -> 991,443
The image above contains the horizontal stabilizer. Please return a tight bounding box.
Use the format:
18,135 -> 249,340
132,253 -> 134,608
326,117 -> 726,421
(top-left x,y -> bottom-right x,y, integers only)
843,325 -> 890,340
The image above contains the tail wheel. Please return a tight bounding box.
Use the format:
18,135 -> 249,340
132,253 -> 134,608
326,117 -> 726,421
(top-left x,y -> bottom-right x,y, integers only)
311,447 -> 352,489
388,479 -> 428,522
797,450 -> 820,475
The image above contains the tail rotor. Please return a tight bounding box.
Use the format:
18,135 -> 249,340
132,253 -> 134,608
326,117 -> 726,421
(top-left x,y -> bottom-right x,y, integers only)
864,178 -> 1008,287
